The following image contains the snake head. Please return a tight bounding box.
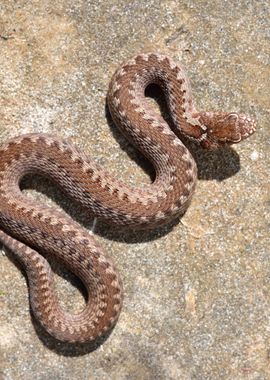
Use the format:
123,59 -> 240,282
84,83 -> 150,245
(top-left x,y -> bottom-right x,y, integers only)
198,112 -> 256,149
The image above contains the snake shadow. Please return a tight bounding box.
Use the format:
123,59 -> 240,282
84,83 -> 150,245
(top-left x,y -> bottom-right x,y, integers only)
3,84 -> 242,356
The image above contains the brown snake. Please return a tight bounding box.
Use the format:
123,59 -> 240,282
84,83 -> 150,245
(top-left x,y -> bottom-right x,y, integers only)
0,53 -> 256,343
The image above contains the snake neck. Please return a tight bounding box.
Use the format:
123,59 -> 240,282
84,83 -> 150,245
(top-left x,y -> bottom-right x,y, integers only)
107,53 -> 199,223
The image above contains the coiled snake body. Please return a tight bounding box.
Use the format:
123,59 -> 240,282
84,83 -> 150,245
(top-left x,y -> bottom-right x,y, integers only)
0,53 -> 256,342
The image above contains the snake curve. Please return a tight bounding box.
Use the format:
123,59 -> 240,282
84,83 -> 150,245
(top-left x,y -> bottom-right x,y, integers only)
0,53 -> 256,343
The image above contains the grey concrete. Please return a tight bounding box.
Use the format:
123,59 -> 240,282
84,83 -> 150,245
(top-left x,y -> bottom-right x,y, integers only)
0,1 -> 269,379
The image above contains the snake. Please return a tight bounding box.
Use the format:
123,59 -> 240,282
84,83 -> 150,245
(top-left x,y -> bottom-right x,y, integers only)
0,53 -> 256,343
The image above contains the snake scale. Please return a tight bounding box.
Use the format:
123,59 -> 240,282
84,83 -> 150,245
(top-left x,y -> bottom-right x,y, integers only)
0,53 -> 256,343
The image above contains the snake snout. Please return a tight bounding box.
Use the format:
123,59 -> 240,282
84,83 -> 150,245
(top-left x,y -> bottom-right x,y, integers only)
238,114 -> 257,140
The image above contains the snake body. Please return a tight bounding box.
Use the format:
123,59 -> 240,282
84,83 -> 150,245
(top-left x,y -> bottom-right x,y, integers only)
0,53 -> 256,342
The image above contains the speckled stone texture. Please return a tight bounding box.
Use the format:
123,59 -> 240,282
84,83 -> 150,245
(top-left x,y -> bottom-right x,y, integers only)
0,1 -> 269,379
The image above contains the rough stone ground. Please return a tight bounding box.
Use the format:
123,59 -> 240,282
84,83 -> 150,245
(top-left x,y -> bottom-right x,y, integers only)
0,1 -> 269,379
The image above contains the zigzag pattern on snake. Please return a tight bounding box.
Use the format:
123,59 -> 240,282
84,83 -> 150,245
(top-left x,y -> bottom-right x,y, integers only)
0,53 -> 256,342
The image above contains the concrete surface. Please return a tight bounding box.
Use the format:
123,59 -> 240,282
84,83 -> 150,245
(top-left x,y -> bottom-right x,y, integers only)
0,1 -> 269,379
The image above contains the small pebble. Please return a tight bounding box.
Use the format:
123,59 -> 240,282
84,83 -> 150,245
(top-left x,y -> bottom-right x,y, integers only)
250,150 -> 259,161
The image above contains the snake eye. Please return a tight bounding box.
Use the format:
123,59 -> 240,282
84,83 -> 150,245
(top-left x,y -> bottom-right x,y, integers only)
226,113 -> 239,123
